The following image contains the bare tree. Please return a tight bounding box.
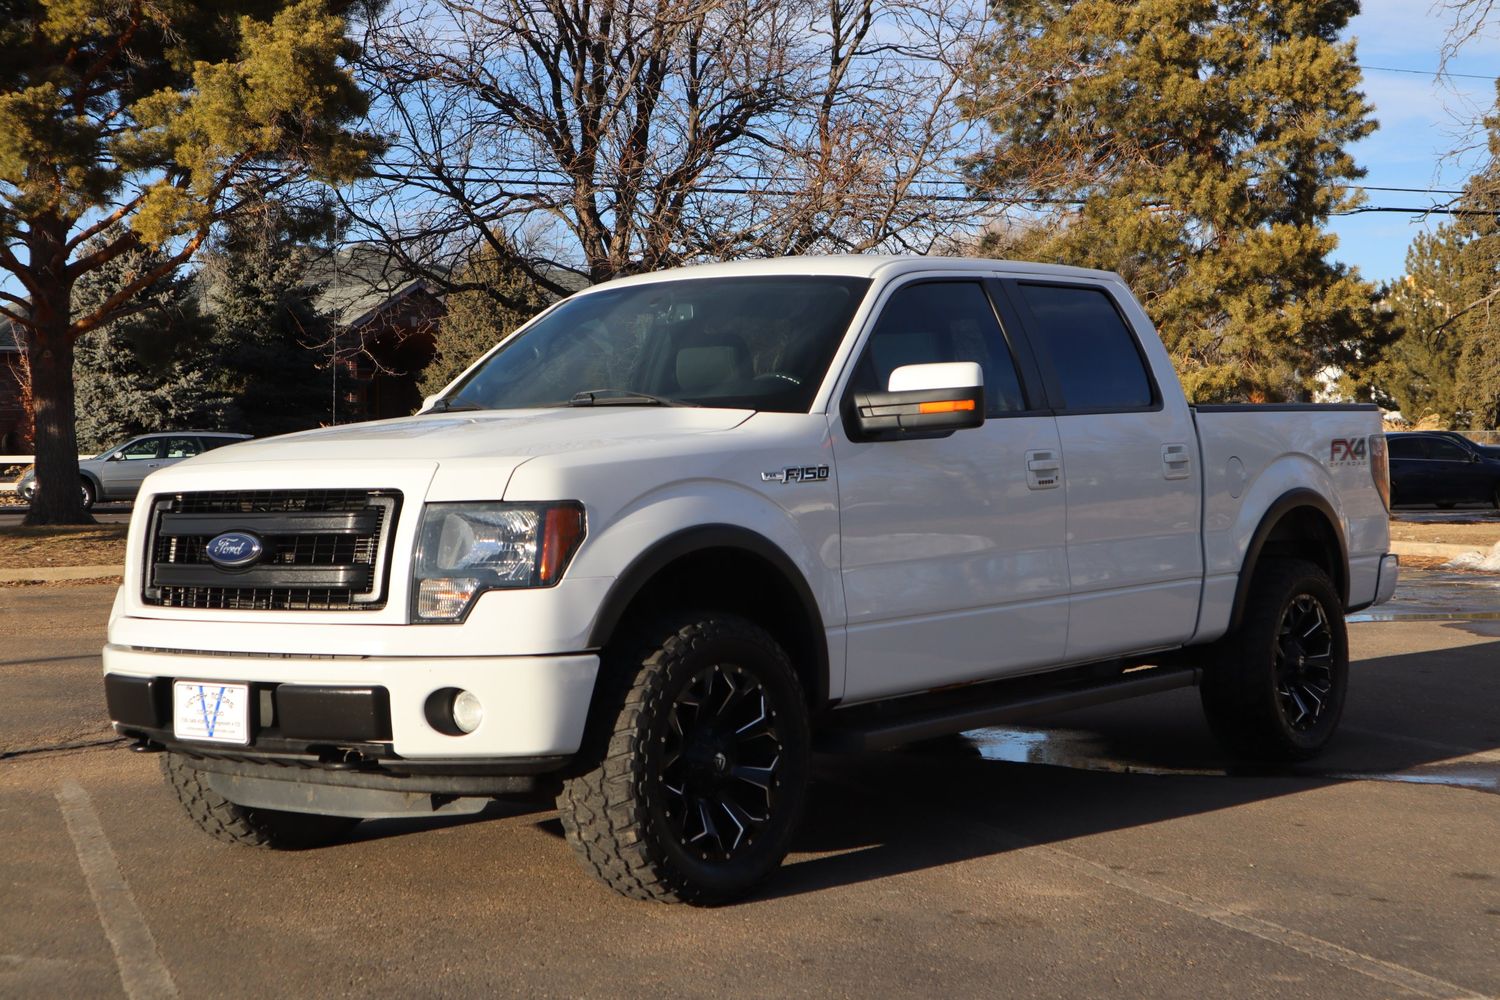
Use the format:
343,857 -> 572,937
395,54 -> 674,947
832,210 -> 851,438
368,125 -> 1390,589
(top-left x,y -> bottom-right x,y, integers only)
341,0 -> 988,300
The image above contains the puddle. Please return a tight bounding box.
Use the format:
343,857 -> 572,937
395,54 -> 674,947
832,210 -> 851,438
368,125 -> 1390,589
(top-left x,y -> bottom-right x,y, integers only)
946,725 -> 1500,795
1323,769 -> 1499,792
1345,567 -> 1500,624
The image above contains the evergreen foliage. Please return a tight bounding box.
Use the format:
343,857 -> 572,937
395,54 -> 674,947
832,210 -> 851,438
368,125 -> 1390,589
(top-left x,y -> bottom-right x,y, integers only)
419,251 -> 553,398
1379,84 -> 1500,428
70,239 -> 230,454
963,0 -> 1386,402
201,210 -> 336,438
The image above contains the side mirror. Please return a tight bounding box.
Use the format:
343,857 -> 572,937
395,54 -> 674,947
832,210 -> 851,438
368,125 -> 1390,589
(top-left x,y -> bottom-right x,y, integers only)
848,362 -> 985,441
106,452 -> 123,462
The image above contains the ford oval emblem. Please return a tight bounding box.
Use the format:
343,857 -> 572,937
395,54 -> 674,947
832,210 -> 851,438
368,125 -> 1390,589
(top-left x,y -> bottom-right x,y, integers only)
205,531 -> 263,569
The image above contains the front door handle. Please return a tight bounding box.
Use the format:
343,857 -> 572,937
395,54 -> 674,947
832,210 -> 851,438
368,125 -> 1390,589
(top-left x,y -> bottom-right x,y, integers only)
1026,449 -> 1061,490
1162,443 -> 1191,480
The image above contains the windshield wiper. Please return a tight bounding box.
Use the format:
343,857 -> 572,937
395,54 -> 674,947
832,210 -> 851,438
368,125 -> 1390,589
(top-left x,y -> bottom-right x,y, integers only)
568,389 -> 689,408
425,398 -> 485,413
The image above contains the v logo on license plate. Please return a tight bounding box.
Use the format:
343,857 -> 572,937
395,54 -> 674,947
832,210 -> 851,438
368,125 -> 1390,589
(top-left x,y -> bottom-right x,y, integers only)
197,685 -> 228,738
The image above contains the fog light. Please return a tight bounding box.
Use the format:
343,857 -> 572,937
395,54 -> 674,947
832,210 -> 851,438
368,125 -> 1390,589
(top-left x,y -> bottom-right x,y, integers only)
452,690 -> 483,734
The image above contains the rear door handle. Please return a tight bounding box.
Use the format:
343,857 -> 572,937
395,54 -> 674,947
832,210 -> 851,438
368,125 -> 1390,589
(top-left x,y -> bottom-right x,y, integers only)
1026,449 -> 1061,490
1162,443 -> 1191,480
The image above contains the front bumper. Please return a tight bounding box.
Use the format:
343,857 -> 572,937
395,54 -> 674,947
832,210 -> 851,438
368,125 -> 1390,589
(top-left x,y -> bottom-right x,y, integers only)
102,644 -> 600,761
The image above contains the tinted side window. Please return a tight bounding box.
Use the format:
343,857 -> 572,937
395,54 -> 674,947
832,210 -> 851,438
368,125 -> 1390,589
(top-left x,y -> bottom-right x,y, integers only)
199,437 -> 240,451
1016,283 -> 1154,411
851,282 -> 1027,416
1387,437 -> 1426,459
1427,439 -> 1468,462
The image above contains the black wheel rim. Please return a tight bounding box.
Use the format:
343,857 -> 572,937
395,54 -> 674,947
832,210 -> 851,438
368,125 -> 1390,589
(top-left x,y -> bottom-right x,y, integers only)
1274,594 -> 1336,731
657,663 -> 783,862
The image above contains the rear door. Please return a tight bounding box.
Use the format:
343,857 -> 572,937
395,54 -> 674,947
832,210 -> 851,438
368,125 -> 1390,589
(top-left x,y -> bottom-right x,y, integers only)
1386,435 -> 1429,505
831,277 -> 1069,701
998,279 -> 1203,662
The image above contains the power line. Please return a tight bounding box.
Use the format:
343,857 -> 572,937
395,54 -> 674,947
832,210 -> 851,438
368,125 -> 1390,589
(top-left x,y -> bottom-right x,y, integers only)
1364,64 -> 1494,82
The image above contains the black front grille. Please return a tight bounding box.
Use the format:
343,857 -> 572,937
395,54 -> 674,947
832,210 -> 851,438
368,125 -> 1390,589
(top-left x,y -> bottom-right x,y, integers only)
144,489 -> 402,611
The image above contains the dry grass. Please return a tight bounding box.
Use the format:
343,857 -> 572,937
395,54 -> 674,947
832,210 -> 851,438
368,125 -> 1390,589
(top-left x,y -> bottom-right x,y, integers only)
0,524 -> 129,570
1387,519 -> 1500,547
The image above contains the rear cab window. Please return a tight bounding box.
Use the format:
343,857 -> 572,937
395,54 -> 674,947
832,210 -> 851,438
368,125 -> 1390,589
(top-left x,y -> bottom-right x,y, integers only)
1006,282 -> 1158,413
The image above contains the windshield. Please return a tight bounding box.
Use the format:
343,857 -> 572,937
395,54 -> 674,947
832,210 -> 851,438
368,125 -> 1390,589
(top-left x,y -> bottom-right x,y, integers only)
444,275 -> 871,412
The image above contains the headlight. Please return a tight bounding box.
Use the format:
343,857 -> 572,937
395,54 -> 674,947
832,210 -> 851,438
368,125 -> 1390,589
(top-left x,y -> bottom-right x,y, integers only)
411,502 -> 586,621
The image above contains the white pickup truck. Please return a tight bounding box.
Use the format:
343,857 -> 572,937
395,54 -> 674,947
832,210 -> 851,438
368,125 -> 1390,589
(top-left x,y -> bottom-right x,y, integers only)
103,256 -> 1397,903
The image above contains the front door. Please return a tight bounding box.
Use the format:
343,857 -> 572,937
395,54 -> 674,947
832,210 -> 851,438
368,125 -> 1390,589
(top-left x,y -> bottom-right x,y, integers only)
832,278 -> 1069,703
100,437 -> 165,499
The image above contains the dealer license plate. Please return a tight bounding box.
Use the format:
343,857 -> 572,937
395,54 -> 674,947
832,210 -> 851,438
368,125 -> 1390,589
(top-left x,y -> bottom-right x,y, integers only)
172,681 -> 251,745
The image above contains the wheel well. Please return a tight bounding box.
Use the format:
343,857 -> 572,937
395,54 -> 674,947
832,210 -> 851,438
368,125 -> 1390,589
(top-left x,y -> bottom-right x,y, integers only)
1232,498 -> 1348,631
594,545 -> 828,712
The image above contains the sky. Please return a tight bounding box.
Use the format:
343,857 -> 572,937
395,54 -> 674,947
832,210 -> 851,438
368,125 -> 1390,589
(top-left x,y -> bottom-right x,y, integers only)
1331,0 -> 1500,282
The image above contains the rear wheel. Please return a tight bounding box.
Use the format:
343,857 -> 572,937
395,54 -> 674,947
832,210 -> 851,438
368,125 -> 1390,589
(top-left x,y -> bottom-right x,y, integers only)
160,752 -> 358,849
1201,559 -> 1348,762
557,613 -> 810,904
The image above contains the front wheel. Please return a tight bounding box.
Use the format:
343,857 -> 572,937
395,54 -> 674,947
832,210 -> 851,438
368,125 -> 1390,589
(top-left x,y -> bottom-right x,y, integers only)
1200,559 -> 1349,762
557,613 -> 810,904
160,752 -> 358,849
79,479 -> 95,510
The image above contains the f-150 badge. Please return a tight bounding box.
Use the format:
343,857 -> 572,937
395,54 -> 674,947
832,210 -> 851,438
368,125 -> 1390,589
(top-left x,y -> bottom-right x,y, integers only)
762,465 -> 830,484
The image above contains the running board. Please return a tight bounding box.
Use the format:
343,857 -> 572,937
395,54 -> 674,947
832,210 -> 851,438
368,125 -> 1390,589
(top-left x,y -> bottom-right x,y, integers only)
815,665 -> 1201,753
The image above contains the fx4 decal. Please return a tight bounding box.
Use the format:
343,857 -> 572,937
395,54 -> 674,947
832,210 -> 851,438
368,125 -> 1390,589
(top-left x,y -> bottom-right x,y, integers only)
1329,438 -> 1368,466
762,465 -> 830,484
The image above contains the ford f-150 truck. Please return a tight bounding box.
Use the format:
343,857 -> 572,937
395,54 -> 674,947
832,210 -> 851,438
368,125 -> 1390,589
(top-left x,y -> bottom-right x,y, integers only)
103,256 -> 1397,904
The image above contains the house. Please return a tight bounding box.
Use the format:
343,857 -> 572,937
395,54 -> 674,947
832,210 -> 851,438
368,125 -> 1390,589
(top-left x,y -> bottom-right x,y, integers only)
0,320 -> 27,452
304,246 -> 448,423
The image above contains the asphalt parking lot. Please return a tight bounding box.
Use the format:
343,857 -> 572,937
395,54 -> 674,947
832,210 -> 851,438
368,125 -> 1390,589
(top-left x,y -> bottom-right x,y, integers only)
2,574 -> 1498,999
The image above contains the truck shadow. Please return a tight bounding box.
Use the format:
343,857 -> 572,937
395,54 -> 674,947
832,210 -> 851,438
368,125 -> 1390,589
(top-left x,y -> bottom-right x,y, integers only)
344,633 -> 1498,894
762,633 -> 1500,901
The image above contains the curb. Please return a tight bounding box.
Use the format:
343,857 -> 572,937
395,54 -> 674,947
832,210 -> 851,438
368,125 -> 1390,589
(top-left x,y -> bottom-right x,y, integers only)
0,541 -> 1492,583
1388,541 -> 1490,560
0,565 -> 122,583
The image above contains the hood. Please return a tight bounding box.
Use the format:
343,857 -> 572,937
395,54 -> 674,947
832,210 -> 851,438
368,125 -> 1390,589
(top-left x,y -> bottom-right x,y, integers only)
185,407 -> 756,466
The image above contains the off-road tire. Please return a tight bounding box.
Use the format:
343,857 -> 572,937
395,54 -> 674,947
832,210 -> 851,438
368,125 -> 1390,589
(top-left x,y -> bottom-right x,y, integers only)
1200,558 -> 1349,762
557,613 -> 810,905
161,752 -> 358,849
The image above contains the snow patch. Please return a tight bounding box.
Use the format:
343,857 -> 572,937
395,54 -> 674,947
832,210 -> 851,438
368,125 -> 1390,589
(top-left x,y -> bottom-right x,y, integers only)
1442,541 -> 1500,572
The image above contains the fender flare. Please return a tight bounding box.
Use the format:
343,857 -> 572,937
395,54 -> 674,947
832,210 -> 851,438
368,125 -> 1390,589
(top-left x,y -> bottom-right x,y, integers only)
586,524 -> 830,708
1228,488 -> 1349,632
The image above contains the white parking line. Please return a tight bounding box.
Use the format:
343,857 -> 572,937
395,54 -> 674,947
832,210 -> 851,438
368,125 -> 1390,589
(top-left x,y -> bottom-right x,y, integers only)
1025,839 -> 1492,1000
834,771 -> 1494,999
56,782 -> 179,1000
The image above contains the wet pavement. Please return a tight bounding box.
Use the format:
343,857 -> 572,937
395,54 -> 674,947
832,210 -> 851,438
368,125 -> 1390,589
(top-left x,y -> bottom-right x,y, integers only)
944,565 -> 1500,805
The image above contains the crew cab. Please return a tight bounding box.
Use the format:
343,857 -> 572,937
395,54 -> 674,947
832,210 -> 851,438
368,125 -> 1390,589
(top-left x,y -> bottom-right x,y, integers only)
102,256 -> 1397,903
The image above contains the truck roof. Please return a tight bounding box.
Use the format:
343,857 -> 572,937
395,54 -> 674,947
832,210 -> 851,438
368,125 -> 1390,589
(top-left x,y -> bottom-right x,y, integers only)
590,255 -> 1123,292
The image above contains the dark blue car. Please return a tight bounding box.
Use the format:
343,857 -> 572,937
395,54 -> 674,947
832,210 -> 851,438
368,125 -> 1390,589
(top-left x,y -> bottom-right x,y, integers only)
1386,432 -> 1500,509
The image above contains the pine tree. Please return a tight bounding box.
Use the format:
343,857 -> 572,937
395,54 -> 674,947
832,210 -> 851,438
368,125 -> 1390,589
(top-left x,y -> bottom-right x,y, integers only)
1378,82 -> 1500,428
418,251 -> 553,398
963,0 -> 1386,402
70,239 -> 231,454
202,210 -> 336,437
